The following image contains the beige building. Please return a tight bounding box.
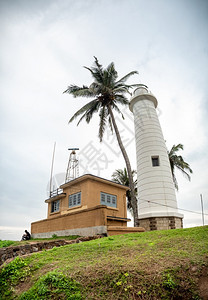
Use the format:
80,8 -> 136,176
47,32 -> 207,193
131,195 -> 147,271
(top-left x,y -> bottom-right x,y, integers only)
31,174 -> 144,237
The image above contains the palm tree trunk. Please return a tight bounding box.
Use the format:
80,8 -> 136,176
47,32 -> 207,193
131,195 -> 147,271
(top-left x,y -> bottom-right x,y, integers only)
108,105 -> 139,227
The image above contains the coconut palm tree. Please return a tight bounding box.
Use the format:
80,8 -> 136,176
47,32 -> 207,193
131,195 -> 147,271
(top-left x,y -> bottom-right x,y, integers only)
64,57 -> 139,226
112,168 -> 137,213
168,144 -> 193,190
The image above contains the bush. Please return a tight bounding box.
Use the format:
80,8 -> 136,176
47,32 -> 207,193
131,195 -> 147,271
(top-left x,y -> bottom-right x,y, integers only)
0,257 -> 30,299
19,270 -> 82,299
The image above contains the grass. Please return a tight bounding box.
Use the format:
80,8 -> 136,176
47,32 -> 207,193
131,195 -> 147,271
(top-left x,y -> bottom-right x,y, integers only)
0,226 -> 207,299
0,235 -> 80,248
0,240 -> 20,248
18,270 -> 82,300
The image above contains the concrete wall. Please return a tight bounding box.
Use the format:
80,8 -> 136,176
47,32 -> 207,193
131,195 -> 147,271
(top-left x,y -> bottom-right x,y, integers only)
31,226 -> 108,239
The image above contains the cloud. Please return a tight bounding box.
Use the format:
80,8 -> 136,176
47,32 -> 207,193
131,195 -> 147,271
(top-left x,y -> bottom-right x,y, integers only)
0,0 -> 208,240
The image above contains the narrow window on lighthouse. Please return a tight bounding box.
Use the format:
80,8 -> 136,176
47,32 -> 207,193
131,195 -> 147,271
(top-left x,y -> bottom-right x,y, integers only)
152,156 -> 160,167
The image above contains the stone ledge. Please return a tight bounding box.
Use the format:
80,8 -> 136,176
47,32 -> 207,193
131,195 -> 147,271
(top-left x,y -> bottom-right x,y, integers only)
107,226 -> 145,236
0,235 -> 104,266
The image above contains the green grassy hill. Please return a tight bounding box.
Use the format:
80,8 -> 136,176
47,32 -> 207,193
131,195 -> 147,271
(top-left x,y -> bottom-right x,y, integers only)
0,226 -> 207,299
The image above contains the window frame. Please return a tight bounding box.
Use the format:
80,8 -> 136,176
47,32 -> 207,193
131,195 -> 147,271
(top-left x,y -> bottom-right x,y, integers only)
51,200 -> 60,213
100,192 -> 117,208
151,156 -> 160,167
69,192 -> 81,208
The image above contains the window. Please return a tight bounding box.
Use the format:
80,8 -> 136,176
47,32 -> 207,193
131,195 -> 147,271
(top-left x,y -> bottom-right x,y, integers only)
69,192 -> 81,208
100,192 -> 117,208
51,200 -> 60,213
112,196 -> 116,205
152,156 -> 160,167
107,195 -> 111,203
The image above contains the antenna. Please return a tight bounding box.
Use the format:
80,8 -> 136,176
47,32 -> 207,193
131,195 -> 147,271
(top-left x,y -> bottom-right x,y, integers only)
49,142 -> 56,197
65,148 -> 79,183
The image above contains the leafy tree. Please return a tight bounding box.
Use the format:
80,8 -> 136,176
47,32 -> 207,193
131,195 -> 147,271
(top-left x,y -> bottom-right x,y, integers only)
112,168 -> 137,213
168,144 -> 193,190
64,57 -> 139,226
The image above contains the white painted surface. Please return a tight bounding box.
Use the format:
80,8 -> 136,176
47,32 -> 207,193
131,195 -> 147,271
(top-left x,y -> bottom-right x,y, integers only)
130,85 -> 183,220
31,226 -> 107,238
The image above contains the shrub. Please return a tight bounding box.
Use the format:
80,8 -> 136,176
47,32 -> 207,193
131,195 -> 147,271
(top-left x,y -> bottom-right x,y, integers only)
19,270 -> 82,299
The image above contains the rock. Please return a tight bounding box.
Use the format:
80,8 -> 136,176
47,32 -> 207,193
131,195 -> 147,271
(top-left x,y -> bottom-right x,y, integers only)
32,247 -> 39,252
0,235 -> 105,266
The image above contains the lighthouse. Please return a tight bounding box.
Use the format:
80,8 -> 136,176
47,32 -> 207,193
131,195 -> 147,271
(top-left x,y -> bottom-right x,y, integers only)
129,85 -> 183,230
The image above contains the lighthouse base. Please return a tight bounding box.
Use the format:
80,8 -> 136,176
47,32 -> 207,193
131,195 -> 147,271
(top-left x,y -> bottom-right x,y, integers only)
138,216 -> 183,231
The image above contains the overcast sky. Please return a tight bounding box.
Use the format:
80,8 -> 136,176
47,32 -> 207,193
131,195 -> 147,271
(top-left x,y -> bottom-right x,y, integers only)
0,0 -> 208,240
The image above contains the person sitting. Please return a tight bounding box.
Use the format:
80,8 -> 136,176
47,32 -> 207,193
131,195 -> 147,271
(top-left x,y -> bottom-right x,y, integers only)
22,230 -> 31,241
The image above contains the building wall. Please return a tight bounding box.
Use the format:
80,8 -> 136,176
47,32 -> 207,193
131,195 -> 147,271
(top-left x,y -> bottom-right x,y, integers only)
31,205 -> 129,237
47,175 -> 128,220
32,175 -> 130,237
32,206 -> 107,235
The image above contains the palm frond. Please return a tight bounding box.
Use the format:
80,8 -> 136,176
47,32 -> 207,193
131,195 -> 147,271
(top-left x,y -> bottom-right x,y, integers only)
93,56 -> 103,72
108,116 -> 113,134
84,57 -> 105,85
112,168 -> 137,187
111,167 -> 137,212
114,94 -> 129,105
106,62 -> 118,84
68,99 -> 98,123
112,103 -> 125,119
98,106 -> 108,141
64,85 -> 95,98
83,66 -> 104,84
76,111 -> 89,126
85,100 -> 101,123
168,143 -> 192,190
169,144 -> 184,156
175,165 -> 191,181
76,100 -> 101,126
112,169 -> 128,185
116,71 -> 138,84
113,86 -> 130,94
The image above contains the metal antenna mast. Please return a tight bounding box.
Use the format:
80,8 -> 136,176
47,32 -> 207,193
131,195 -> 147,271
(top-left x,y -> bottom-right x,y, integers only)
65,148 -> 79,183
49,142 -> 56,197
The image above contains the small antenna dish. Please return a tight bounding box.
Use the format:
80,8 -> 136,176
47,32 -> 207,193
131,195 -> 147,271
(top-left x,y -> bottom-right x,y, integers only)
65,148 -> 79,183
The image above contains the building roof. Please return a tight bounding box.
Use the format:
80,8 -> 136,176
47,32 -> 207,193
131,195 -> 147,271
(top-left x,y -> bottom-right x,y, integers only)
60,173 -> 130,190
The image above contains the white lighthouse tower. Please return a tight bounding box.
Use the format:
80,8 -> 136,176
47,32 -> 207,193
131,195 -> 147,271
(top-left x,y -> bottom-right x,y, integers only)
129,85 -> 183,230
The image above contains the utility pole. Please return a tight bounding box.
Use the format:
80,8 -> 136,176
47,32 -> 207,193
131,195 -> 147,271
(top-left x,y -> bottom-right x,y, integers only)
200,194 -> 205,226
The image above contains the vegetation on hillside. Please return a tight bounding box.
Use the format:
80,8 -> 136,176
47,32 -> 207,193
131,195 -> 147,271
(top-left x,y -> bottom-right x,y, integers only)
0,236 -> 80,249
0,226 -> 207,299
0,240 -> 17,248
